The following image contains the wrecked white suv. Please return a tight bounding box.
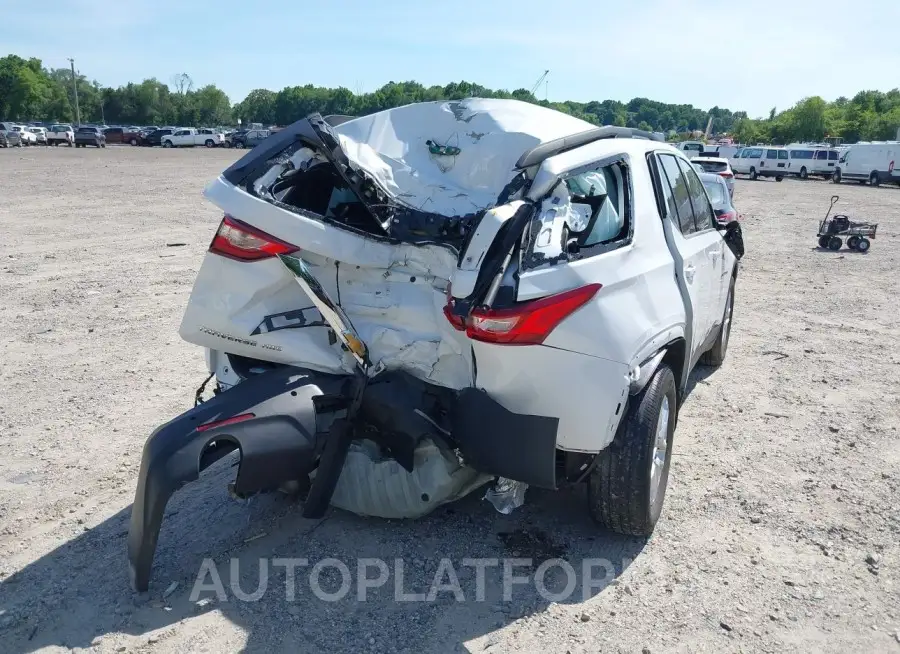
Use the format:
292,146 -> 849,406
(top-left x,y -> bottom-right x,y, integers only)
127,99 -> 743,591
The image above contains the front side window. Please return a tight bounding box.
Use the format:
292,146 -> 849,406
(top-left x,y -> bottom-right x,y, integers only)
829,151 -> 839,161
657,154 -> 697,235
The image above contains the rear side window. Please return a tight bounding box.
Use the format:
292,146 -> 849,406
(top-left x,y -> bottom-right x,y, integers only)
778,150 -> 789,160
657,154 -> 697,235
677,159 -> 716,232
829,151 -> 839,160
791,150 -> 814,159
766,150 -> 778,160
696,160 -> 728,173
814,151 -> 826,160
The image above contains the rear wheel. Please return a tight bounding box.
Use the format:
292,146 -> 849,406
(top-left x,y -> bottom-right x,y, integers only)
205,139 -> 214,148
749,167 -> 758,180
870,172 -> 880,187
833,170 -> 842,183
847,236 -> 860,250
588,364 -> 677,536
130,138 -> 137,146
828,236 -> 843,251
775,175 -> 784,182
800,167 -> 808,179
701,277 -> 735,367
818,235 -> 831,249
856,238 -> 871,253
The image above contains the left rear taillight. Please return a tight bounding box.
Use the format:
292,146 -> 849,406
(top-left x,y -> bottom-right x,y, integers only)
719,171 -> 734,179
209,215 -> 298,261
463,283 -> 601,345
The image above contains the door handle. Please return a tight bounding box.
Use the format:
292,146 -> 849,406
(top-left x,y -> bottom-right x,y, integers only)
684,264 -> 696,284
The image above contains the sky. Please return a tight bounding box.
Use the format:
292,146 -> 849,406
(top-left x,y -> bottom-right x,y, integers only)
5,0 -> 900,117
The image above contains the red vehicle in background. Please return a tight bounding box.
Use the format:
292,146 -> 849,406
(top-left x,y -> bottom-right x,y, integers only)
123,127 -> 144,145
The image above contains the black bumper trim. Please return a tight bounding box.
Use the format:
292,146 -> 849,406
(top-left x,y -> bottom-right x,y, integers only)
452,388 -> 559,489
127,366 -> 343,592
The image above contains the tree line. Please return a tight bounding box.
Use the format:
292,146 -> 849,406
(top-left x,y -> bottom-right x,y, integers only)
2,53 -> 898,144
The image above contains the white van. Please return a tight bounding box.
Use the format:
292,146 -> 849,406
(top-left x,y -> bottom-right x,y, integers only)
730,146 -> 789,181
785,145 -> 839,179
833,142 -> 899,186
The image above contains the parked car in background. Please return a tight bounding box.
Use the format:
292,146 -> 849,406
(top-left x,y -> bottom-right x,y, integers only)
228,128 -> 270,148
785,144 -> 839,179
676,140 -> 706,158
0,129 -> 22,147
27,126 -> 48,144
121,127 -> 144,145
691,156 -> 734,197
47,124 -> 75,146
74,126 -> 106,148
699,172 -> 739,223
142,128 -> 174,146
0,121 -> 18,139
162,128 -> 225,148
730,146 -> 788,181
12,125 -> 37,146
103,127 -> 126,144
833,141 -> 899,186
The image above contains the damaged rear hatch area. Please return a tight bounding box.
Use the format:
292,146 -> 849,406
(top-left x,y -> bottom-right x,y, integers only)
130,100 -> 607,590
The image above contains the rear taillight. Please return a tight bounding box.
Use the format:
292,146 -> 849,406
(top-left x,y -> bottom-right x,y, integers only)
209,215 -> 298,261
716,211 -> 736,222
463,283 -> 601,345
719,171 -> 734,178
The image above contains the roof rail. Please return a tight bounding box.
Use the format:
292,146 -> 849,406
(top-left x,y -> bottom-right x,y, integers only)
515,126 -> 666,169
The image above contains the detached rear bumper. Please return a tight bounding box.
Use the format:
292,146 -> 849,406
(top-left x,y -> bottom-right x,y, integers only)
127,366 -> 345,592
127,367 -> 558,591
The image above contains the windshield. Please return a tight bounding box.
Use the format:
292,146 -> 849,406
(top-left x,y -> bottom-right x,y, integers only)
702,180 -> 726,205
695,160 -> 728,173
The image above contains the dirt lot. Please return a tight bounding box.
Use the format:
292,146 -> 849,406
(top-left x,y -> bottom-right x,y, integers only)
1,145 -> 898,654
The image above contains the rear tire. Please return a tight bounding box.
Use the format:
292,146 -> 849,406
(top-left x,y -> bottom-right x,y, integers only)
205,139 -> 214,148
800,167 -> 808,179
588,364 -> 677,537
828,236 -> 842,251
833,170 -> 842,183
870,172 -> 880,187
749,167 -> 758,180
818,235 -> 830,249
701,276 -> 735,367
847,236 -> 860,250
856,238 -> 871,253
130,138 -> 137,146
775,175 -> 784,182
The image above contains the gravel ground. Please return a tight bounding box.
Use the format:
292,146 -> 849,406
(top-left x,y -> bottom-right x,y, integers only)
1,146 -> 898,654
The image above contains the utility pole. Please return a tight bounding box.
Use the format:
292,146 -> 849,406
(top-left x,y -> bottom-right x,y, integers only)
68,58 -> 81,125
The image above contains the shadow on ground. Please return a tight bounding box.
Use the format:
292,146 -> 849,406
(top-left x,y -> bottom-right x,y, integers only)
0,452 -> 648,653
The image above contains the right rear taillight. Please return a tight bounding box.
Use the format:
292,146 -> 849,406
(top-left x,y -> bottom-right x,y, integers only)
462,283 -> 601,345
209,215 -> 298,261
